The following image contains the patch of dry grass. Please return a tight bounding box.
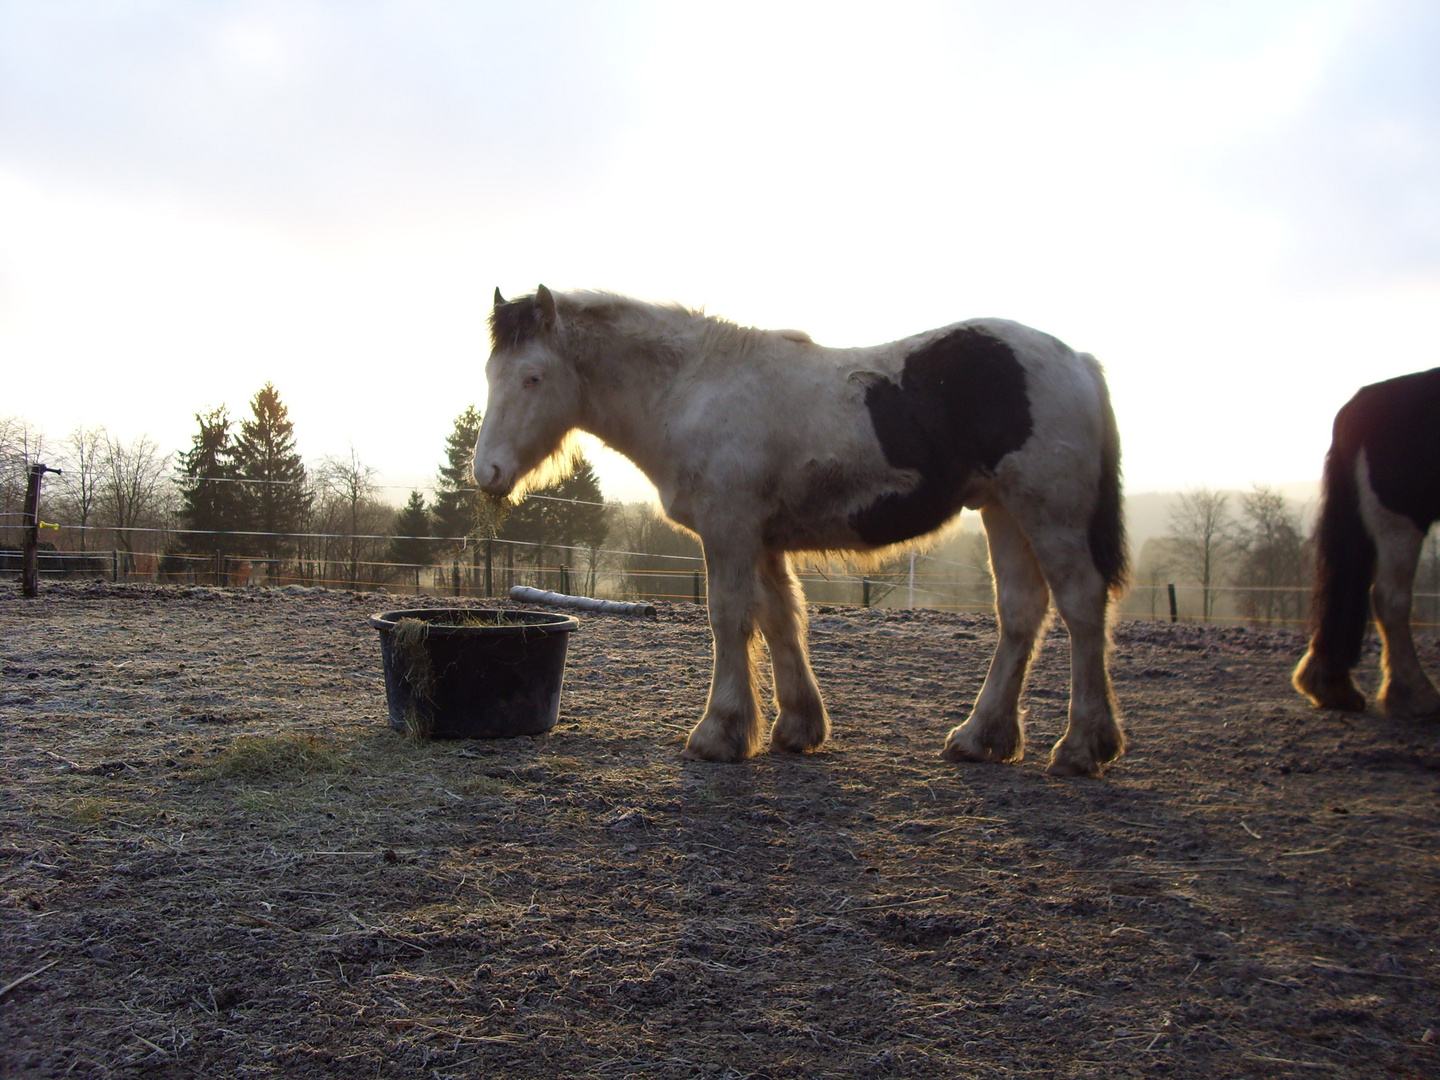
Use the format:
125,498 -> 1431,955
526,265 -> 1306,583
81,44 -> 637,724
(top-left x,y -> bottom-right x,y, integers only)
202,733 -> 351,780
58,795 -> 116,825
454,774 -> 512,797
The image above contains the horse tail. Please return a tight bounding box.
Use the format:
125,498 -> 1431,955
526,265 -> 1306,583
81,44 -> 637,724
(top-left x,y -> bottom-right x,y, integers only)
1083,354 -> 1129,596
1306,415 -> 1375,675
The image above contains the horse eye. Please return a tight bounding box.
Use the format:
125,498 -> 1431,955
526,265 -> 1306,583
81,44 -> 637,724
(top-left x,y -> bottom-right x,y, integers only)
522,375 -> 542,388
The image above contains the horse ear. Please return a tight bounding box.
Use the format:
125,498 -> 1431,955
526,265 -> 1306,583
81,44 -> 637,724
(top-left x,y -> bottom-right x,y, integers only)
536,284 -> 557,328
494,287 -> 506,307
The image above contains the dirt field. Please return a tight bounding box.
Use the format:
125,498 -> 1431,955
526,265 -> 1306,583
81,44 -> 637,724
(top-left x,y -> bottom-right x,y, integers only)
3,581 -> 1439,1079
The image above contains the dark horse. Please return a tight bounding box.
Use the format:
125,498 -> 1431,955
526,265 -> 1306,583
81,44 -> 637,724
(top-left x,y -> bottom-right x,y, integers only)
1293,368 -> 1440,718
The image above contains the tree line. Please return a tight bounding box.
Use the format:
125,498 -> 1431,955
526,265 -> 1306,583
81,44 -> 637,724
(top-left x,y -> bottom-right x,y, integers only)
0,385 -> 619,587
1130,484 -> 1439,627
13,399 -> 1430,616
1124,486 -> 1312,624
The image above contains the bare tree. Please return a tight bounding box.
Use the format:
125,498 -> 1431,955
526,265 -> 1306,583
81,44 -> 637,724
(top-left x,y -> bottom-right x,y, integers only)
1167,488 -> 1232,621
97,433 -> 171,560
1232,485 -> 1308,626
316,447 -> 381,587
57,425 -> 107,551
0,416 -> 49,549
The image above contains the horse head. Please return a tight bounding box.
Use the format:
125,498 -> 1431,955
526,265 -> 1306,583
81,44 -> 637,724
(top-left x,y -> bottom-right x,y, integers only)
473,285 -> 584,497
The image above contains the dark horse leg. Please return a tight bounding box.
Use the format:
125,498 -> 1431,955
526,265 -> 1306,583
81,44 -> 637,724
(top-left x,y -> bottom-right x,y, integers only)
1293,433 -> 1373,712
943,503 -> 1050,765
756,549 -> 830,753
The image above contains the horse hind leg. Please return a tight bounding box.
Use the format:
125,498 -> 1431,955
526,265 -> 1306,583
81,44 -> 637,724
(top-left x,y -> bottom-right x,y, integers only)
1024,526 -> 1125,776
1363,496 -> 1440,719
943,503 -> 1049,766
756,549 -> 830,753
1293,443 -> 1373,712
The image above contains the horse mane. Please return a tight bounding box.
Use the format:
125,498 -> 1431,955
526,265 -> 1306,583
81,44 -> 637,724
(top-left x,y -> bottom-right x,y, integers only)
489,292 -> 550,350
491,289 -> 772,362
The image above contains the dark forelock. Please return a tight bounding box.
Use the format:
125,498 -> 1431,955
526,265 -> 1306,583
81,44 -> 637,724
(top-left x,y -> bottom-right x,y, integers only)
489,293 -> 548,350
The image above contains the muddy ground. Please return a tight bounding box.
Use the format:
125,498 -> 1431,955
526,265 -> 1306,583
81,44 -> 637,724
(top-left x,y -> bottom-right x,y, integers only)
2,581 -> 1439,1079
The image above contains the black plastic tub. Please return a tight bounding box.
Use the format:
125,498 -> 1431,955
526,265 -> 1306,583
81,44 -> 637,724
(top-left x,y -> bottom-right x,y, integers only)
369,608 -> 579,739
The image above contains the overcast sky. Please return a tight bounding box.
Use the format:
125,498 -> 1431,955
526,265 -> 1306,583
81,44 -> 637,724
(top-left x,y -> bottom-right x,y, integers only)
3,0 -> 1438,503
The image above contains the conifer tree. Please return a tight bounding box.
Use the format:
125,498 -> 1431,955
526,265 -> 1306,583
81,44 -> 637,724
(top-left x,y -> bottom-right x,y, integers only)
499,453 -> 609,578
552,457 -> 608,551
176,406 -> 246,555
432,405 -> 483,540
235,383 -> 311,561
389,490 -> 434,566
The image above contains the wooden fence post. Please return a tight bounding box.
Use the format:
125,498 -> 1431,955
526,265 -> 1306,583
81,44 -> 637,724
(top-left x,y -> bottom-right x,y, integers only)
1167,583 -> 1178,623
485,539 -> 493,598
20,463 -> 61,598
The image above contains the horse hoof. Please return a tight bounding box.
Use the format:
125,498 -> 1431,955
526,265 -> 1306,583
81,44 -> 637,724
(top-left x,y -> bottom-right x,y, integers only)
682,737 -> 752,763
941,724 -> 1023,765
1292,652 -> 1367,712
1045,744 -> 1105,777
1379,686 -> 1440,721
940,741 -> 985,763
684,712 -> 762,762
1047,727 -> 1123,777
1302,687 -> 1368,713
770,707 -> 830,754
1045,755 -> 1102,777
681,744 -> 722,762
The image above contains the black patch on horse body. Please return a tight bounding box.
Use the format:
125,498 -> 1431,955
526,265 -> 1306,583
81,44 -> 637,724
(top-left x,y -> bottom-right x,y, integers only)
1336,366 -> 1440,531
850,326 -> 1032,546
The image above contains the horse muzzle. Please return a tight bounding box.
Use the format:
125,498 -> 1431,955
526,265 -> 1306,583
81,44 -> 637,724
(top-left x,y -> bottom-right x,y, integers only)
474,460 -> 515,497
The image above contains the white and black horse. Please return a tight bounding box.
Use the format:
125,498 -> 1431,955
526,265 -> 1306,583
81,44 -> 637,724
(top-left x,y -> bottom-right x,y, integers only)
1293,368 -> 1440,719
474,287 -> 1128,775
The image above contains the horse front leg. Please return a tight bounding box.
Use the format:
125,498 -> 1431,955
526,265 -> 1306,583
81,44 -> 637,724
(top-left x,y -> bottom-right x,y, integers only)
943,504 -> 1050,765
683,539 -> 766,762
757,549 -> 830,753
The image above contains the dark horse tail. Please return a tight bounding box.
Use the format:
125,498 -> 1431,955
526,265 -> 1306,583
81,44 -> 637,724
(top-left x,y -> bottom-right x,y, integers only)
1307,414 -> 1375,675
1084,355 -> 1129,596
